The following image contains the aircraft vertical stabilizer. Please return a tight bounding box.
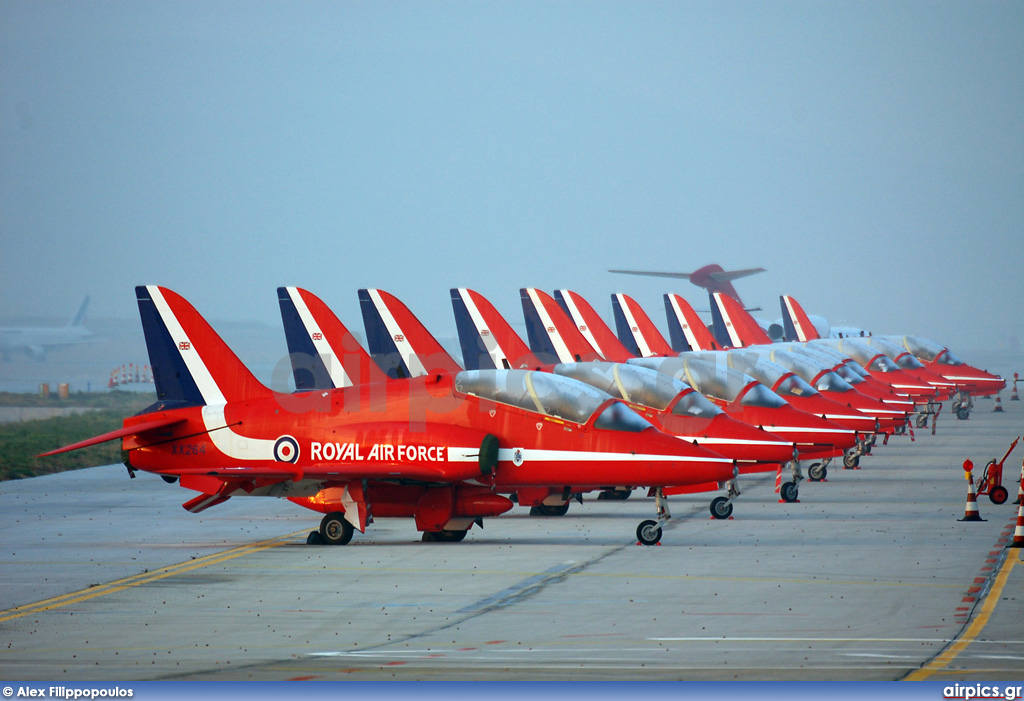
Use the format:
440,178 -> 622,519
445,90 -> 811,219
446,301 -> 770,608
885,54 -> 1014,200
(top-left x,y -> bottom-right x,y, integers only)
69,296 -> 90,327
450,288 -> 541,371
610,293 -> 674,358
277,287 -> 388,390
553,290 -> 633,362
663,293 -> 719,351
136,285 -> 272,407
779,295 -> 822,343
359,289 -> 462,379
711,292 -> 773,348
519,288 -> 602,365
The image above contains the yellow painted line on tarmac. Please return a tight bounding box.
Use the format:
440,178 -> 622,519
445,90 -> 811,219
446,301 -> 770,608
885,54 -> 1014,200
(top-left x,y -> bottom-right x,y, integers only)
0,531 -> 303,623
904,548 -> 1021,681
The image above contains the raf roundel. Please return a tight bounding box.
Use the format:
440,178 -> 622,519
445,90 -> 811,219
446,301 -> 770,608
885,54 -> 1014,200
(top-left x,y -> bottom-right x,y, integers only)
274,435 -> 300,463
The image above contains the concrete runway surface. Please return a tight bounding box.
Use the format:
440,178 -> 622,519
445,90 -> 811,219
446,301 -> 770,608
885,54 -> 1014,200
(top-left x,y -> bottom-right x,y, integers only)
2,399 -> 1023,681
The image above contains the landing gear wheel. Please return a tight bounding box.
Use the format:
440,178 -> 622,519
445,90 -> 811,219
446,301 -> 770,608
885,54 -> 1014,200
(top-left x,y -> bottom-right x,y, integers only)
843,452 -> 860,469
434,529 -> 468,542
779,481 -> 799,503
319,512 -> 354,545
636,519 -> 662,546
709,496 -> 733,520
808,462 -> 827,482
990,486 -> 1009,505
915,414 -> 928,428
957,408 -> 970,420
306,531 -> 324,545
597,489 -> 632,501
530,502 -> 570,516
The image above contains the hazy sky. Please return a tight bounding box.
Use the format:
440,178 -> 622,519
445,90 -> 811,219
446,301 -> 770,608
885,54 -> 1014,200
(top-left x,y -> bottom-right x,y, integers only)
2,1 -> 1022,354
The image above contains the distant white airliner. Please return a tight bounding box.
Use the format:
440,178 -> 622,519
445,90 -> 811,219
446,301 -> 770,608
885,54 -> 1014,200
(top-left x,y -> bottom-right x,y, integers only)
0,296 -> 93,361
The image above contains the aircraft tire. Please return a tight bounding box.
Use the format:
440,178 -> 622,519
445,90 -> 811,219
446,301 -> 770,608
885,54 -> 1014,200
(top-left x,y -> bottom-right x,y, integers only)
957,408 -> 970,421
843,452 -> 860,469
990,486 -> 1009,505
434,529 -> 468,542
808,462 -> 827,482
530,503 -> 570,517
597,489 -> 632,501
915,414 -> 928,428
709,496 -> 733,520
306,531 -> 324,545
319,512 -> 354,545
636,519 -> 662,546
779,481 -> 799,503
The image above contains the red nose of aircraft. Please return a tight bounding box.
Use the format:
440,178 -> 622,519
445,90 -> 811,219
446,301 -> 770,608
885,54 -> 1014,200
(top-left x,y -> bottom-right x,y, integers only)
734,403 -> 858,461
930,363 -> 1006,396
629,426 -> 737,486
683,413 -> 796,468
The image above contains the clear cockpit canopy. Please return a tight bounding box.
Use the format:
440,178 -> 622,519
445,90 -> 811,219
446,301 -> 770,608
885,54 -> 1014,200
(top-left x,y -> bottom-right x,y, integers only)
454,369 -> 652,431
863,336 -> 926,370
629,355 -> 786,408
553,362 -> 687,412
885,335 -> 964,366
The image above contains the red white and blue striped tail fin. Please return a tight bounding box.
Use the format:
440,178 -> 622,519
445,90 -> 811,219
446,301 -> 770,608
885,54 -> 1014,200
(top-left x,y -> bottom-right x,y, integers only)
711,291 -> 773,348
780,294 -> 821,342
553,290 -> 634,362
277,286 -> 389,390
450,288 -> 543,371
519,288 -> 603,365
663,293 -> 719,351
610,293 -> 674,358
136,285 -> 273,407
358,288 -> 462,379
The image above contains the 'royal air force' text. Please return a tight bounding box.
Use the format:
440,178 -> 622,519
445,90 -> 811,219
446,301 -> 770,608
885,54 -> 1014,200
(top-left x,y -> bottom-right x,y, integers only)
310,442 -> 446,463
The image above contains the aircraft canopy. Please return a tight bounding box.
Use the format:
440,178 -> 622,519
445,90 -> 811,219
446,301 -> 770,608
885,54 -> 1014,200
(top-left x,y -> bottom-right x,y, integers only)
455,369 -> 653,431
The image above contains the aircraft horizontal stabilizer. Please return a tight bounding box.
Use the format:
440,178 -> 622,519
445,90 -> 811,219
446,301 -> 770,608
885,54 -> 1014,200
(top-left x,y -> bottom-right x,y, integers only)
38,415 -> 185,457
709,268 -> 765,283
608,269 -> 693,280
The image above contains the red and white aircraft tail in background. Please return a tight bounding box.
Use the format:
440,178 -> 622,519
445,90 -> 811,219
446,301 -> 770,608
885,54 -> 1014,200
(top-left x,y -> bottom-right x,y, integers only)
609,263 -> 765,309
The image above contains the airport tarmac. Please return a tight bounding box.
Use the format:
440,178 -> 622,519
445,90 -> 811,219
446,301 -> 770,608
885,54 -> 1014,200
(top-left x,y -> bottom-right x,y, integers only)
1,399 -> 1023,681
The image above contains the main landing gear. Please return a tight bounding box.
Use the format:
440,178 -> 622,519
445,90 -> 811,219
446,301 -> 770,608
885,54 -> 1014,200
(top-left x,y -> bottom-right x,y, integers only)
807,458 -> 831,482
709,477 -> 740,520
778,456 -> 803,503
308,511 -> 354,545
636,487 -> 672,546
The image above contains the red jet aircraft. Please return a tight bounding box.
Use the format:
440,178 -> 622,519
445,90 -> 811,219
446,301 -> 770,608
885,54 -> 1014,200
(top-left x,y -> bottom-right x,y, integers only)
42,286 -> 734,547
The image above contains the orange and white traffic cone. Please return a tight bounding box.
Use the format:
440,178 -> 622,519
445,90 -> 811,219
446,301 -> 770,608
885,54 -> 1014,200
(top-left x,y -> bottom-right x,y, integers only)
1012,373 -> 1020,401
1011,484 -> 1024,548
993,394 -> 1004,412
959,459 -> 986,522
